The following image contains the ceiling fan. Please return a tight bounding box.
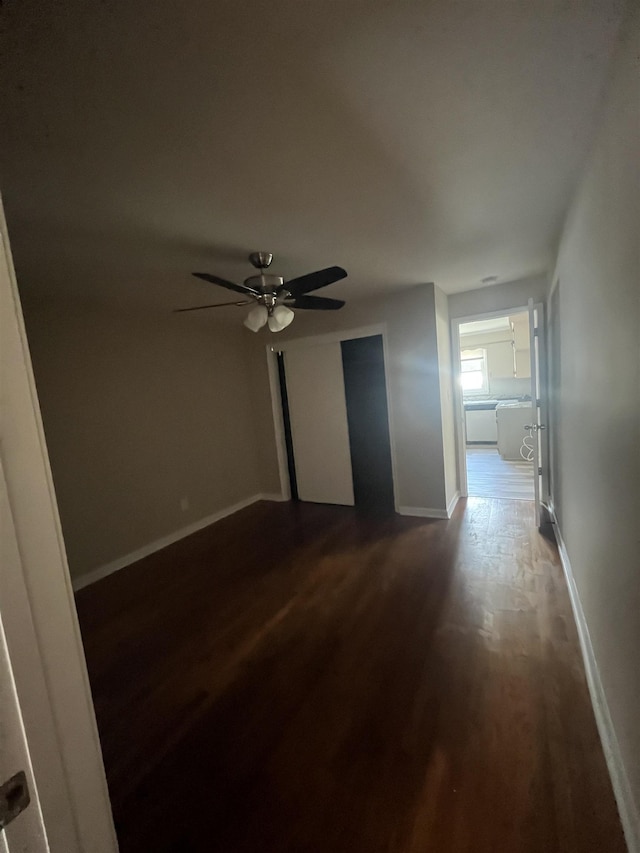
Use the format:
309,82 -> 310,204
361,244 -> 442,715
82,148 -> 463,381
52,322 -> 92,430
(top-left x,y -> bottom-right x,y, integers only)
174,252 -> 347,332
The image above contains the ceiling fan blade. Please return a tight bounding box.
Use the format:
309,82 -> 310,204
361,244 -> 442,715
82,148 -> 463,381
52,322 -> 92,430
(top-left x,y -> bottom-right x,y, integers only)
173,300 -> 252,313
289,295 -> 345,311
283,266 -> 347,296
192,272 -> 259,296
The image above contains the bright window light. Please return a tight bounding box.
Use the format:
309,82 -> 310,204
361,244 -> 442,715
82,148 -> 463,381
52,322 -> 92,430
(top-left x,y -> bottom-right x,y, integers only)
460,349 -> 488,392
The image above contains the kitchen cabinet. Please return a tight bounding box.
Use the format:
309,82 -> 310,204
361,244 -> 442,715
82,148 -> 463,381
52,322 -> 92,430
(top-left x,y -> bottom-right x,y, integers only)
487,342 -> 515,378
512,317 -> 531,378
465,408 -> 497,443
515,349 -> 531,378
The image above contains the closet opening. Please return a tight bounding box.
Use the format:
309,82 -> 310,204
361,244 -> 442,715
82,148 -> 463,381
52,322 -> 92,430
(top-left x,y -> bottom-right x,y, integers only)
273,329 -> 396,514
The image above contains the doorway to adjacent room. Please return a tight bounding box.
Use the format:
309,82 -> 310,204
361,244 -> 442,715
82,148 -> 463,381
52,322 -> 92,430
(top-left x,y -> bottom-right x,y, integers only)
452,306 -> 547,510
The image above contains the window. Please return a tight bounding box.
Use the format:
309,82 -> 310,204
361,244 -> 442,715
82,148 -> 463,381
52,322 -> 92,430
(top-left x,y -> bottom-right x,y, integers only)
460,348 -> 488,392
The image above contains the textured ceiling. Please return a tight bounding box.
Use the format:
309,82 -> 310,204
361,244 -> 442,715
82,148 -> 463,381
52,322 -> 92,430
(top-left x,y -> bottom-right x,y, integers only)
1,0 -> 624,314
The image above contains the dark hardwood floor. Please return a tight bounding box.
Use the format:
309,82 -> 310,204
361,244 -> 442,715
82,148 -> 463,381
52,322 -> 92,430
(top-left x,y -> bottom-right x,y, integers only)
75,498 -> 625,853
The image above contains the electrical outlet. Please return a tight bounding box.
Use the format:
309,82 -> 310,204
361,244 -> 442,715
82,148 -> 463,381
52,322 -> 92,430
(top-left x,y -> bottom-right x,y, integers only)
180,496 -> 189,512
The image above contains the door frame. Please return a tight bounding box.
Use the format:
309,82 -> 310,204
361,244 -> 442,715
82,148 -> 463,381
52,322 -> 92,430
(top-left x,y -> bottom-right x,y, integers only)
451,305 -> 542,500
546,277 -> 560,517
533,302 -> 551,512
1,199 -> 118,852
265,323 -> 400,512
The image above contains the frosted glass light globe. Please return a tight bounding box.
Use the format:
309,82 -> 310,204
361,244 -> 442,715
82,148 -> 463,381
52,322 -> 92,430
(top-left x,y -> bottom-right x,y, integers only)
243,305 -> 269,332
268,305 -> 295,332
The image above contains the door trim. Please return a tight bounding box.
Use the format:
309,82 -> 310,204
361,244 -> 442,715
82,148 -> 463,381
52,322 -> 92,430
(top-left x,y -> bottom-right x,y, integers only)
265,324 -> 399,512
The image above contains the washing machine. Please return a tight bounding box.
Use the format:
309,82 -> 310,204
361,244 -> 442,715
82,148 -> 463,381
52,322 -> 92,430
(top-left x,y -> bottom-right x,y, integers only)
496,401 -> 534,460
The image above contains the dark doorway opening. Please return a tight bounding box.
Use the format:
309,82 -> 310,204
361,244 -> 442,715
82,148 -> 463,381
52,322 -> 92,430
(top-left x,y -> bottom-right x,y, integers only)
341,335 -> 395,512
276,351 -> 298,501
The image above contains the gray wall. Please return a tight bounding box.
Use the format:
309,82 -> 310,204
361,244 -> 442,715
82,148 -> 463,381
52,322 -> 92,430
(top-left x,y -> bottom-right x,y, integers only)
24,299 -> 262,580
550,3 -> 640,837
449,273 -> 549,319
23,281 -> 456,581
251,284 -> 450,513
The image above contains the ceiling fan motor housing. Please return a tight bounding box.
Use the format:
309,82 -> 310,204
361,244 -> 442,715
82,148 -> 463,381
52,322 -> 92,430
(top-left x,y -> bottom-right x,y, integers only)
244,274 -> 283,290
244,274 -> 288,309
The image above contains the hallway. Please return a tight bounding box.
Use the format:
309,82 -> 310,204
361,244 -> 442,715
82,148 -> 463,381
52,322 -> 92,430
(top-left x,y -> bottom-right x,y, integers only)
75,498 -> 624,853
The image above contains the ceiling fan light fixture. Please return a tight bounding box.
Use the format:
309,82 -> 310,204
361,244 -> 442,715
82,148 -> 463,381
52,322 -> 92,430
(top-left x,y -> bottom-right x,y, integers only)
268,305 -> 295,333
180,254 -> 347,322
244,305 -> 269,332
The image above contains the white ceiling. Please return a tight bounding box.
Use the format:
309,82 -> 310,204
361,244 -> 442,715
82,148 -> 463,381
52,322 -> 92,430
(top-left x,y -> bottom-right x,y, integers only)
1,0 -> 624,314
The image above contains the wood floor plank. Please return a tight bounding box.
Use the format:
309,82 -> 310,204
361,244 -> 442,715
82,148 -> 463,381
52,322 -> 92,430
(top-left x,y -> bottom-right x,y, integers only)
75,498 -> 625,853
466,447 -> 535,500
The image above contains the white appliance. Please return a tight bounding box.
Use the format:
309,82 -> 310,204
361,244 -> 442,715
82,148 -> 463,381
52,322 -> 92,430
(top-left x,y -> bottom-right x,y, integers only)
496,401 -> 533,460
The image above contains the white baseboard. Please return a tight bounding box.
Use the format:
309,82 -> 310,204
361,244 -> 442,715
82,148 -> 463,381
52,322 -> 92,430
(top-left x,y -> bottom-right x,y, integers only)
259,492 -> 288,502
552,511 -> 639,853
398,495 -> 460,520
446,491 -> 461,518
397,505 -> 449,520
72,492 -> 287,592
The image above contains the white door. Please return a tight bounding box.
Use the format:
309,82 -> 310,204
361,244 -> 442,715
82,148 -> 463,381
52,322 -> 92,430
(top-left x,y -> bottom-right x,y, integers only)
528,299 -> 548,527
284,343 -> 355,505
0,197 -> 118,852
1,460 -> 49,853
